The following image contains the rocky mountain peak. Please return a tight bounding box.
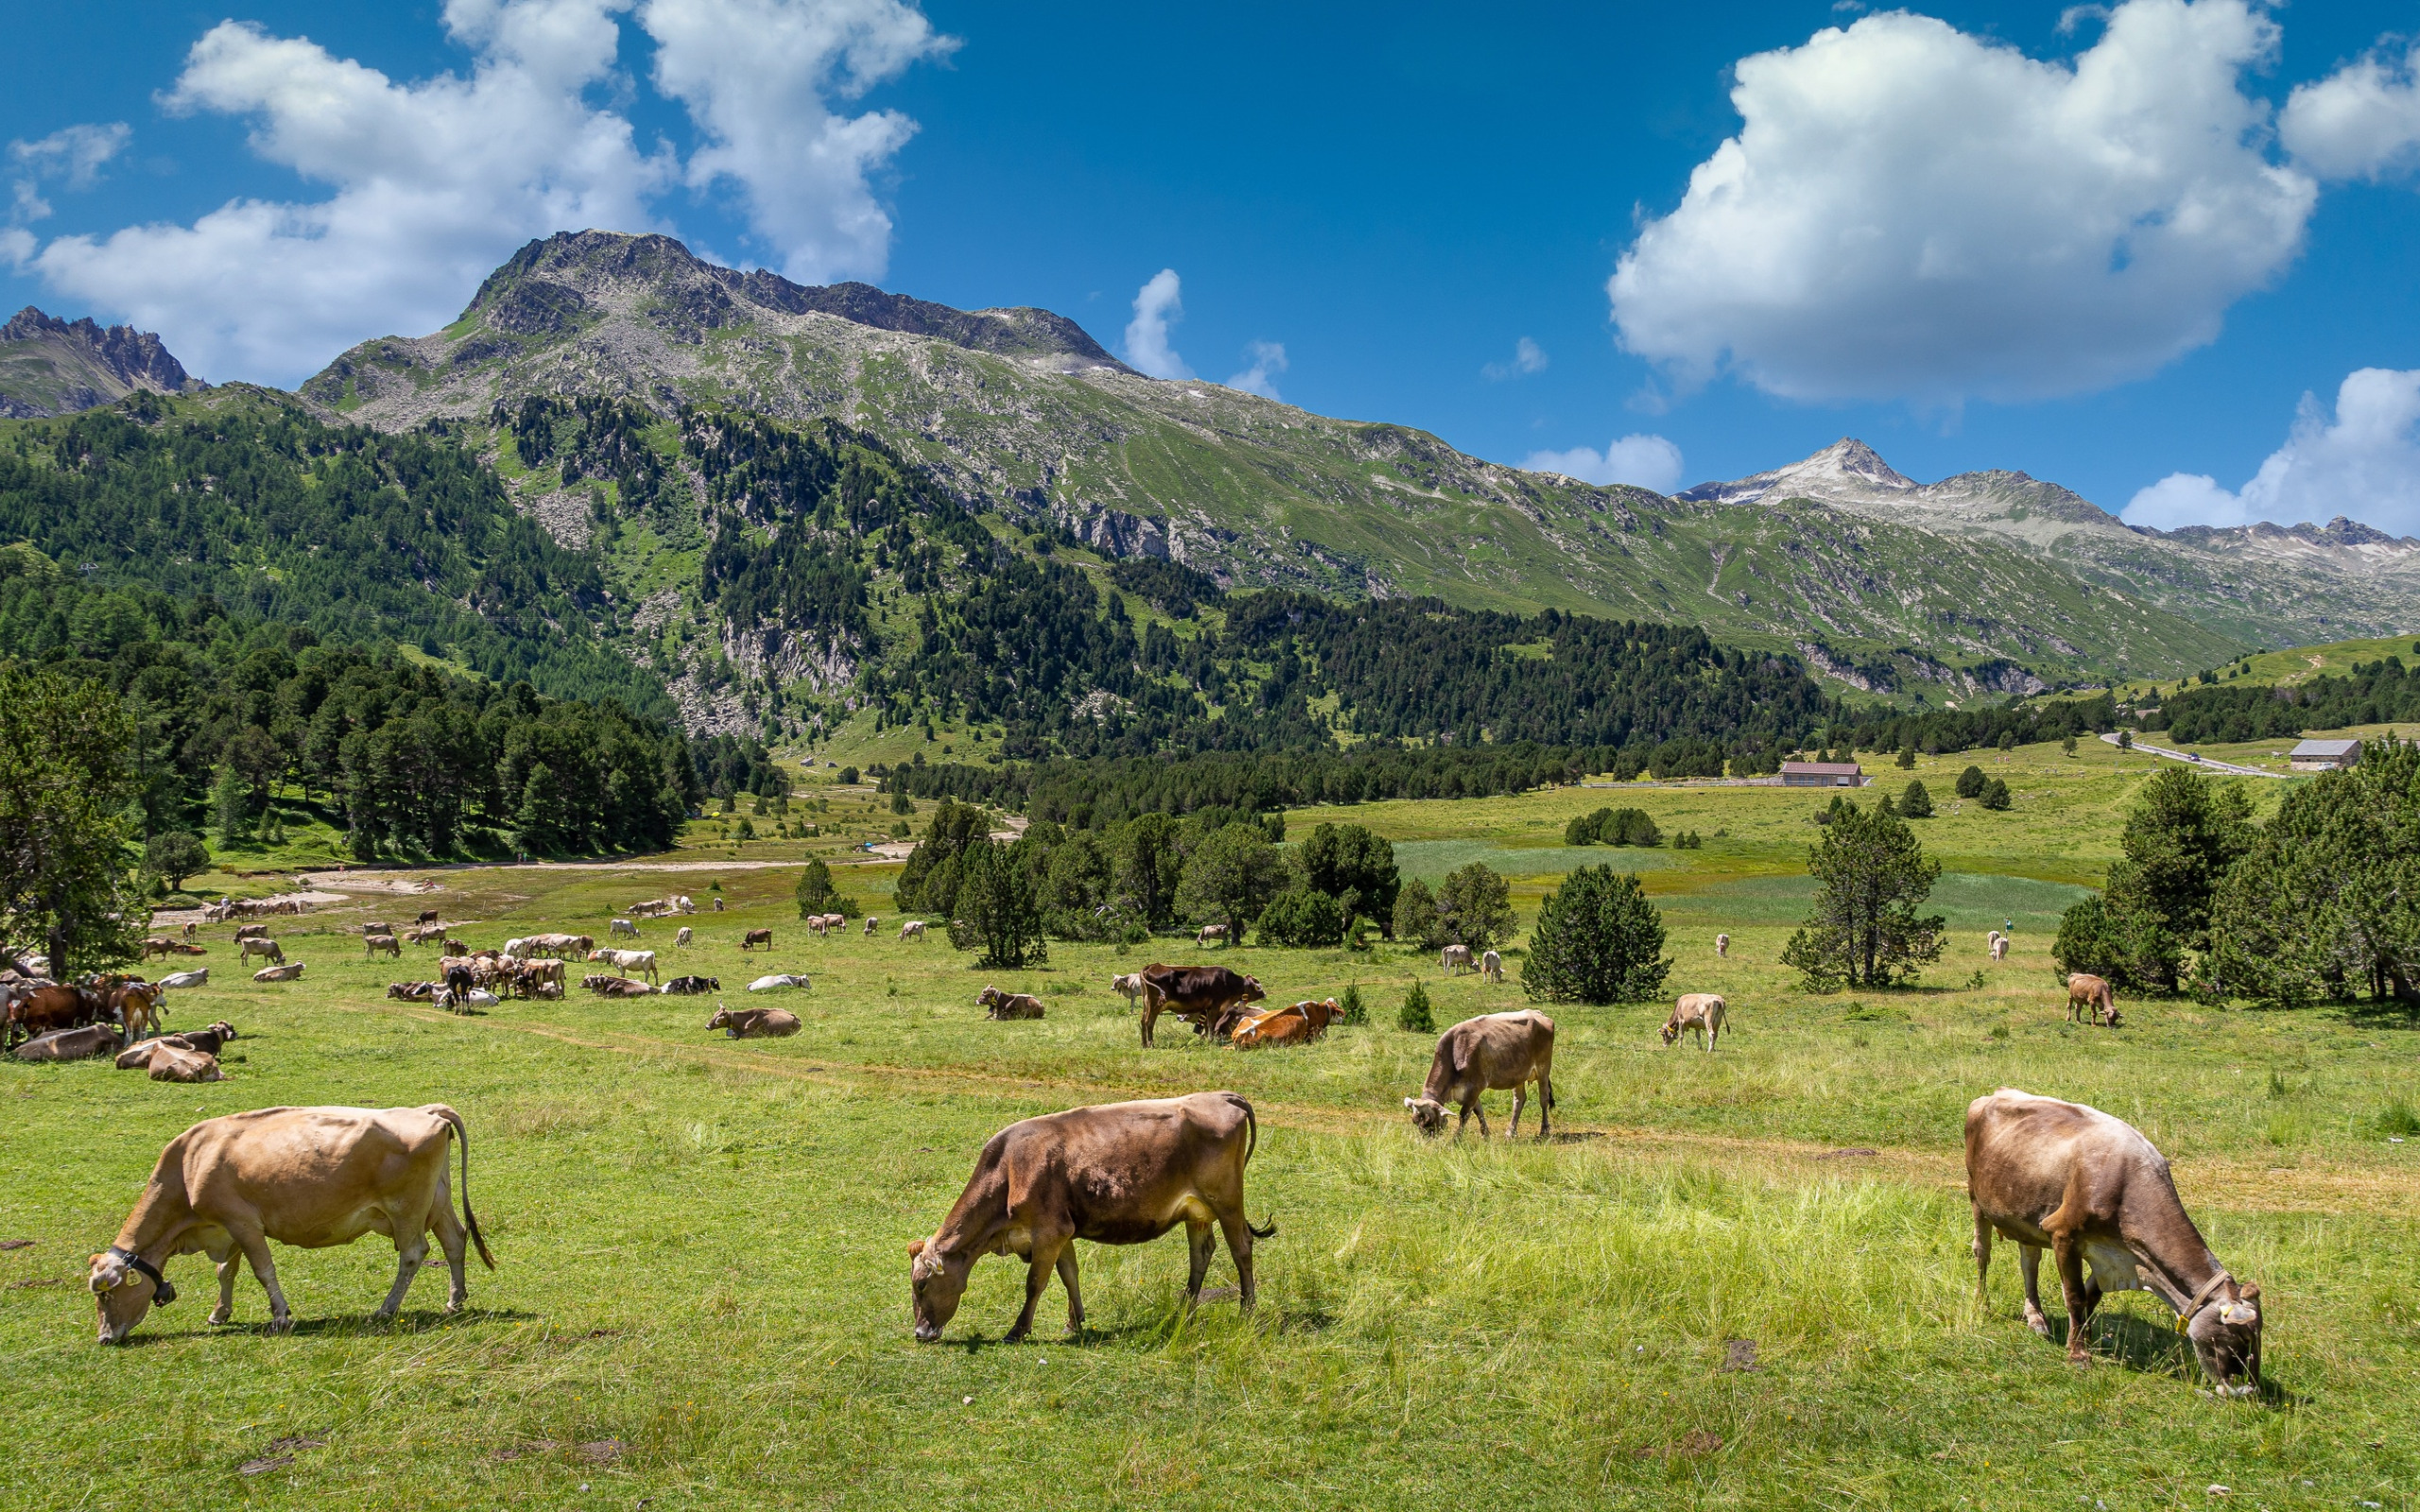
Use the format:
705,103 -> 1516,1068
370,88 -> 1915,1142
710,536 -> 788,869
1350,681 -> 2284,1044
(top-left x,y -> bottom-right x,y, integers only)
463,230 -> 1128,372
0,305 -> 200,419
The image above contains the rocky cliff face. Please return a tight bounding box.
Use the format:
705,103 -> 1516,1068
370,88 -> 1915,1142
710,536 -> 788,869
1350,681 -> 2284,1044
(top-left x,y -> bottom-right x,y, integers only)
0,307 -> 202,418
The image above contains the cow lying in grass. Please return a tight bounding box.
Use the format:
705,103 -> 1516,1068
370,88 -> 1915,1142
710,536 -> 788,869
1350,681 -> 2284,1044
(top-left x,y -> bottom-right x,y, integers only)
978,986 -> 1045,1020
88,1105 -> 493,1342
1966,1088 -> 2262,1393
1232,999 -> 1341,1049
582,974 -> 655,998
661,975 -> 719,995
908,1091 -> 1274,1343
114,1040 -> 222,1082
708,1005 -> 801,1039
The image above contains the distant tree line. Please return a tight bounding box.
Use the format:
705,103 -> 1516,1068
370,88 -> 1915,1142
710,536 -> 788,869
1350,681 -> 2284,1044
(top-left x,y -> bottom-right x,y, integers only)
0,561 -> 697,862
2144,655 -> 2420,745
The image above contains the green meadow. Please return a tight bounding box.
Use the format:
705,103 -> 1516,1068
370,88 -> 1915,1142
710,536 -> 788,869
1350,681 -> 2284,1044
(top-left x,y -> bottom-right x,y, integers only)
6,743 -> 2416,1510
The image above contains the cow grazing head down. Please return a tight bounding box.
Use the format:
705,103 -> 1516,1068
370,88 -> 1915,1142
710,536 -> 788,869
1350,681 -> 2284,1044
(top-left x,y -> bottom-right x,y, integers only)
89,1248 -> 174,1345
2188,1281 -> 2265,1394
906,1237 -> 972,1342
1402,1096 -> 1449,1134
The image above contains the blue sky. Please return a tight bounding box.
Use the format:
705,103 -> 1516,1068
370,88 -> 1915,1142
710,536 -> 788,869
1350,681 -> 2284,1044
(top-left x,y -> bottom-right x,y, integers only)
7,0 -> 2420,529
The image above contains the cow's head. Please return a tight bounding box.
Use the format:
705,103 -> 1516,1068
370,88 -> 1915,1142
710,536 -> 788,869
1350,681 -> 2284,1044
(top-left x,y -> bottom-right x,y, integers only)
1240,976 -> 1266,1005
1659,1017 -> 1682,1046
906,1237 -> 972,1341
88,1248 -> 172,1345
2187,1282 -> 2263,1394
1403,1095 -> 1448,1134
707,1007 -> 733,1030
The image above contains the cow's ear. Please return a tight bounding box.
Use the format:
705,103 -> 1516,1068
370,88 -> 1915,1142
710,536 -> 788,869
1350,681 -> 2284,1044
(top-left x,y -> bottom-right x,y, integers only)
2239,1281 -> 2259,1301
907,1239 -> 925,1259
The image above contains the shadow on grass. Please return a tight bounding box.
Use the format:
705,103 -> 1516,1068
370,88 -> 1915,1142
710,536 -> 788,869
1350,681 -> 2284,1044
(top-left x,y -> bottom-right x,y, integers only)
128,1305 -> 544,1344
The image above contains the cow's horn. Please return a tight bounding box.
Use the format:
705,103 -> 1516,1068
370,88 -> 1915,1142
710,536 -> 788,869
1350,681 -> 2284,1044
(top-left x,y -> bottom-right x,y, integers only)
1402,1097 -> 1416,1108
2221,1302 -> 2258,1325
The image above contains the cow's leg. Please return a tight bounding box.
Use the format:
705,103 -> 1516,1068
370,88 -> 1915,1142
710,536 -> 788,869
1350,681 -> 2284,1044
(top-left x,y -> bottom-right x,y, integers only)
1467,1097 -> 1492,1140
2049,1230 -> 2095,1364
1535,1074 -> 1551,1139
1508,1082 -> 1527,1139
1056,1250 -> 1083,1335
1139,997 -> 1159,1048
209,1244 -> 242,1325
1005,1235 -> 1064,1344
1184,1219 -> 1216,1305
429,1188 -> 471,1313
2016,1244 -> 2051,1336
232,1226 -> 293,1331
1217,1208 -> 1258,1314
376,1234 -> 432,1318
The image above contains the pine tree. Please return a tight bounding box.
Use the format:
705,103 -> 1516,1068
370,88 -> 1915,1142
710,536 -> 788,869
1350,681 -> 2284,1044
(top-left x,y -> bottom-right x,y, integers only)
1780,799 -> 1945,989
1522,866 -> 1670,1004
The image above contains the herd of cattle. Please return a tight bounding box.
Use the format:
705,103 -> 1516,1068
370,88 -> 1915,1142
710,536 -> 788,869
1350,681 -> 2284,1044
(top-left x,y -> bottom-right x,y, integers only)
19,905 -> 2262,1401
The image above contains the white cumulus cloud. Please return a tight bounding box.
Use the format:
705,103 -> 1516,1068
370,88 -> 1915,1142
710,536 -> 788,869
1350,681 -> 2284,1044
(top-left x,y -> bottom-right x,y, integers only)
2123,368 -> 2420,536
1610,0 -> 2316,405
1482,336 -> 1547,381
2281,38 -> 2420,182
1122,268 -> 1190,380
21,0 -> 947,386
641,0 -> 955,284
1224,339 -> 1287,400
1522,434 -> 1685,493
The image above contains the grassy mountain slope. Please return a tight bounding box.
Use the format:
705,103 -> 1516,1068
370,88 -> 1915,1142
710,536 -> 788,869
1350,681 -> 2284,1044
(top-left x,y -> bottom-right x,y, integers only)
1687,438 -> 2420,650
302,231 -> 2239,691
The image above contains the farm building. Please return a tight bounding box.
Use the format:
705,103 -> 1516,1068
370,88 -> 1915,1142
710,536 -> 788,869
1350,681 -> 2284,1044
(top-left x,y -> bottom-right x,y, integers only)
1780,760 -> 1867,787
2289,738 -> 2361,771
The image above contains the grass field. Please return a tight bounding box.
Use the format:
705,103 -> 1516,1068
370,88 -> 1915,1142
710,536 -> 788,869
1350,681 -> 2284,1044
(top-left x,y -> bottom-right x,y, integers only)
8,755 -> 2418,1510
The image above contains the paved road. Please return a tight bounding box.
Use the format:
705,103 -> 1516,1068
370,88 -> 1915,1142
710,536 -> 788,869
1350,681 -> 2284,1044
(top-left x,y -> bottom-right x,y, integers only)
2098,730 -> 2287,778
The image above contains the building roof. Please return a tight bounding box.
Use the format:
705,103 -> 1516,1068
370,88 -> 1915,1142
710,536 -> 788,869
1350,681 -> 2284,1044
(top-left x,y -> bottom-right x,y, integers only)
2289,739 -> 2361,757
1780,761 -> 1864,775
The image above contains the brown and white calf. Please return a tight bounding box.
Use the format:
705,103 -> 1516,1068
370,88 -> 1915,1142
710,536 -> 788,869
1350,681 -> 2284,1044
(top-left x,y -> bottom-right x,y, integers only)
1966,1088 -> 2263,1392
1406,1010 -> 1557,1139
908,1091 -> 1273,1343
1660,993 -> 1727,1051
88,1105 -> 494,1342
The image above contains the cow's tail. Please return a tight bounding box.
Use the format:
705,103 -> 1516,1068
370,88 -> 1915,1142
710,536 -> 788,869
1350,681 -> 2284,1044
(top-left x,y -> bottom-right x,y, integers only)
432,1106 -> 496,1269
1229,1093 -> 1277,1239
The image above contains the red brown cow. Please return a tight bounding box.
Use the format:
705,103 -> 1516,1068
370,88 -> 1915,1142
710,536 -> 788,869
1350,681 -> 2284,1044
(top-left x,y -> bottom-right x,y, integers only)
2066,973 -> 2121,1027
1405,1010 -> 1557,1139
907,1091 -> 1274,1343
1233,999 -> 1342,1049
1966,1088 -> 2263,1392
741,929 -> 774,952
88,1105 -> 493,1342
1136,964 -> 1265,1048
5,983 -> 101,1051
977,987 -> 1046,1021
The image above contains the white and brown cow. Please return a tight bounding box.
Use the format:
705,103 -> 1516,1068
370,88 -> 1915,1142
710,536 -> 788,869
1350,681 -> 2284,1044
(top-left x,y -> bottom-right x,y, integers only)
236,937 -> 285,968
88,1105 -> 494,1343
1441,944 -> 1474,975
907,1091 -> 1274,1343
1479,950 -> 1504,983
1405,1010 -> 1556,1140
899,920 -> 927,942
1966,1088 -> 2263,1392
586,948 -> 659,985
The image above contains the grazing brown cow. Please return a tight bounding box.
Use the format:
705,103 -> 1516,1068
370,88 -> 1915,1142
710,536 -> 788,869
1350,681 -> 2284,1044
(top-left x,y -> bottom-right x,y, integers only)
418,909 -> 441,925
1406,1010 -> 1557,1139
408,924 -> 448,945
978,986 -> 1046,1021
88,1105 -> 494,1342
1966,1088 -> 2263,1392
237,937 -> 285,968
5,982 -> 101,1050
741,929 -> 773,952
1479,950 -> 1504,983
1441,944 -> 1474,975
1136,964 -> 1266,1048
708,1005 -> 801,1039
442,938 -> 467,958
365,935 -> 402,960
1660,993 -> 1727,1051
907,1091 -> 1274,1343
1110,972 -> 1146,1006
2066,973 -> 2120,1026
15,1023 -> 125,1062
1195,923 -> 1227,948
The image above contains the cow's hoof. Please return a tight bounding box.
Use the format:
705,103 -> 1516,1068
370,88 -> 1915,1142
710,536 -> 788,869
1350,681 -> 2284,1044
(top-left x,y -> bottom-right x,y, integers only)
2023,1313 -> 2051,1338
267,1317 -> 294,1335
208,1308 -> 233,1326
1003,1328 -> 1030,1345
2066,1353 -> 2093,1368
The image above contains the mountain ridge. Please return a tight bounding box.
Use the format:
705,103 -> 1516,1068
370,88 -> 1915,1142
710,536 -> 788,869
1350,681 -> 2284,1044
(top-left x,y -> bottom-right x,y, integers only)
0,306 -> 203,419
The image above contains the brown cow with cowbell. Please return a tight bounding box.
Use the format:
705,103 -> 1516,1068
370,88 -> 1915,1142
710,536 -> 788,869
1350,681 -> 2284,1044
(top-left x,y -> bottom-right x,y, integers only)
1405,1009 -> 1557,1139
1966,1088 -> 2263,1394
907,1091 -> 1275,1343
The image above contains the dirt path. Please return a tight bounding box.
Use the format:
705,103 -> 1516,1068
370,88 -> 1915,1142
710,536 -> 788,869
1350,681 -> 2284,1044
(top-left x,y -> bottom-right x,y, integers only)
372,1000 -> 2412,1219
